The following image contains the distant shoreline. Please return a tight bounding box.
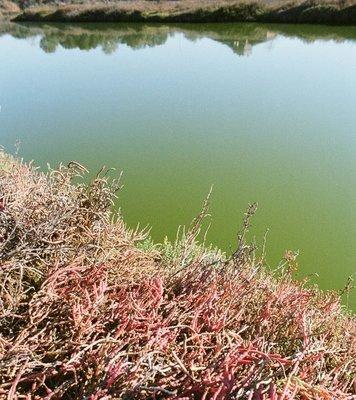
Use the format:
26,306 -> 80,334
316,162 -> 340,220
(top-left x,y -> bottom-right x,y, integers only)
11,0 -> 356,25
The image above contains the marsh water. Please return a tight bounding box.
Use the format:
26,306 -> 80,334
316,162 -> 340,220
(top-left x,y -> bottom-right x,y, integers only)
0,22 -> 355,307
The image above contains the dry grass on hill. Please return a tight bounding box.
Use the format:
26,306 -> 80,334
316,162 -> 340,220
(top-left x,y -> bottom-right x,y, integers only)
0,149 -> 355,399
0,0 -> 20,16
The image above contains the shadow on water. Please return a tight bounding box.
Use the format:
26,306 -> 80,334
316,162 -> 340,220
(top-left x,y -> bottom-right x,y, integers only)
1,21 -> 356,55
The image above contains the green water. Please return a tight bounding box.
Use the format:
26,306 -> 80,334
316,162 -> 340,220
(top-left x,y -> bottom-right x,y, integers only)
0,22 -> 355,308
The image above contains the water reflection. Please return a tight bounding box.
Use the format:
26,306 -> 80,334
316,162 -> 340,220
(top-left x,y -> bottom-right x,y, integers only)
1,19 -> 356,308
1,21 -> 356,56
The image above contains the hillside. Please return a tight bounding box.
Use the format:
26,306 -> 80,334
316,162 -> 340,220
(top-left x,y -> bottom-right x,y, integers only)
4,0 -> 356,24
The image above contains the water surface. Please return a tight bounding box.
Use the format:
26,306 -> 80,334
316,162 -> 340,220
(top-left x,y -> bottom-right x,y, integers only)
0,22 -> 355,307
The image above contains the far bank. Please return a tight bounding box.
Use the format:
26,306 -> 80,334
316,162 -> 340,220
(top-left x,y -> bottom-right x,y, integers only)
10,0 -> 356,25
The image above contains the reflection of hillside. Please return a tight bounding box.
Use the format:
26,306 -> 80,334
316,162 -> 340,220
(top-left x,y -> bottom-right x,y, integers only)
182,25 -> 277,56
1,22 -> 356,56
0,23 -> 279,55
0,20 -> 42,38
